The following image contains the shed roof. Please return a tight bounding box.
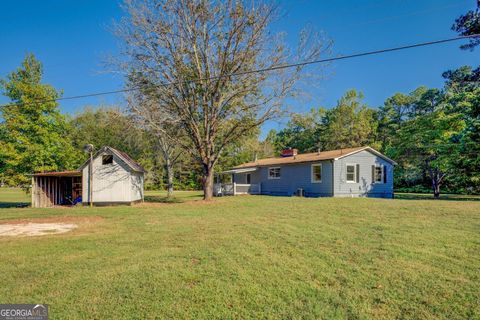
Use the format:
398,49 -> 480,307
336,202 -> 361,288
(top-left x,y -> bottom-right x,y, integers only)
78,146 -> 145,173
233,146 -> 396,169
32,170 -> 82,177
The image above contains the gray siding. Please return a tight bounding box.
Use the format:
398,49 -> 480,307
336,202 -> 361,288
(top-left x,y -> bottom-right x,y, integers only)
333,150 -> 394,198
233,150 -> 394,198
234,161 -> 334,197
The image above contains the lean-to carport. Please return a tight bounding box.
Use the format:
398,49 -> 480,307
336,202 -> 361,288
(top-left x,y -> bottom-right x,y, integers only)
31,171 -> 82,208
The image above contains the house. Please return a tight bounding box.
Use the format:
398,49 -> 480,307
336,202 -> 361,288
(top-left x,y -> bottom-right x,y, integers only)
31,146 -> 145,207
219,146 -> 396,198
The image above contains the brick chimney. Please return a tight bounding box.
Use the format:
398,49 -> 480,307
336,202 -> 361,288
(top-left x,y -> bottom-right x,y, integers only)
281,148 -> 298,157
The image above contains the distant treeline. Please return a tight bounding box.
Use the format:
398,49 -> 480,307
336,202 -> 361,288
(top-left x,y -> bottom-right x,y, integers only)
268,66 -> 480,196
1,55 -> 479,196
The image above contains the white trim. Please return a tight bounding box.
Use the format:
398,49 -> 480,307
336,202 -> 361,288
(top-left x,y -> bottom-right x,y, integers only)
222,167 -> 258,174
373,165 -> 384,184
311,163 -> 322,183
268,167 -> 281,179
346,163 -> 357,183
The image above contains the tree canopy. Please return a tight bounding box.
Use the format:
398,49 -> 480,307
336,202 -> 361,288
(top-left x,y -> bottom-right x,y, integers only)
452,1 -> 480,50
0,54 -> 79,186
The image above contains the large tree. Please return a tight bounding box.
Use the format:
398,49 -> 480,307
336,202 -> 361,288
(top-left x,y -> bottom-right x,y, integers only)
70,106 -> 146,160
273,108 -> 326,153
0,54 -> 79,187
115,0 -> 330,199
273,90 -> 379,154
442,65 -> 480,193
321,90 -> 379,150
378,87 -> 442,151
390,108 -> 465,198
126,89 -> 184,197
381,85 -> 470,198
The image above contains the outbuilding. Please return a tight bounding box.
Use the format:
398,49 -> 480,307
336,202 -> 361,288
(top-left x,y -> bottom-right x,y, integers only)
31,146 -> 145,207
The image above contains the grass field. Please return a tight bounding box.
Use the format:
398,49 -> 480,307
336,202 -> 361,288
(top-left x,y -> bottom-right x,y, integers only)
0,188 -> 479,319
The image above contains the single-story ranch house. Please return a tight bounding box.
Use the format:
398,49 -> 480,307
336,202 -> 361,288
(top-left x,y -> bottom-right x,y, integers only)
218,146 -> 396,198
31,146 -> 144,207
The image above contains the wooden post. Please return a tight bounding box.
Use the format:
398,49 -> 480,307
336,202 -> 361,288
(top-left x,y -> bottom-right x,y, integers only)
40,177 -> 43,208
38,177 -> 41,208
54,178 -> 58,205
39,177 -> 43,208
42,177 -> 46,208
47,178 -> 51,207
31,177 -> 35,208
89,152 -> 93,207
49,178 -> 53,207
43,177 -> 47,208
50,178 -> 53,206
233,182 -> 236,196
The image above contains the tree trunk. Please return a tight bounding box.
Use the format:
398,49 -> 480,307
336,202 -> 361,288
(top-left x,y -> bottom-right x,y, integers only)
431,173 -> 441,199
432,179 -> 441,199
202,164 -> 214,201
166,157 -> 174,198
426,161 -> 442,199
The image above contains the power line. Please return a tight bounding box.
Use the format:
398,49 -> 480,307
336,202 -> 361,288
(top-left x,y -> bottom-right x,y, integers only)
1,34 -> 479,109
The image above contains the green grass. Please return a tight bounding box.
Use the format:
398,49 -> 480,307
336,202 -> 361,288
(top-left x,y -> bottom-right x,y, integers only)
144,189 -> 204,203
0,188 -> 203,207
395,192 -> 480,201
0,190 -> 479,319
0,187 -> 30,208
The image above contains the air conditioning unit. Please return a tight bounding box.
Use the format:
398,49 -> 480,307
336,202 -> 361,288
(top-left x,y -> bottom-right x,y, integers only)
297,188 -> 304,197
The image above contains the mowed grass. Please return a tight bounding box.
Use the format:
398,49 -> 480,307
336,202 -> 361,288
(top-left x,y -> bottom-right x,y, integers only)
0,189 -> 479,319
0,187 -> 30,208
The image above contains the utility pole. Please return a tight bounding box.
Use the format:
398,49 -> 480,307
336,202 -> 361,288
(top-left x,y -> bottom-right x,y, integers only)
83,144 -> 94,207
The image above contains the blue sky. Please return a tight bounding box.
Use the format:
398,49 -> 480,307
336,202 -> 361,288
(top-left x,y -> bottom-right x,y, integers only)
1,0 -> 478,135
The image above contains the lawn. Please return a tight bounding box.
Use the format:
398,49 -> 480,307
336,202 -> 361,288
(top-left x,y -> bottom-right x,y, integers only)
0,187 -> 31,208
0,188 -> 479,319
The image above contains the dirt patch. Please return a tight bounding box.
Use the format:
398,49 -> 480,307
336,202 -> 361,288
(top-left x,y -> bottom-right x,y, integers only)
0,216 -> 102,225
0,216 -> 102,237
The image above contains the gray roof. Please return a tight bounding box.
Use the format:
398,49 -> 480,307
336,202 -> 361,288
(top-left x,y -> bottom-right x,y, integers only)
78,146 -> 145,173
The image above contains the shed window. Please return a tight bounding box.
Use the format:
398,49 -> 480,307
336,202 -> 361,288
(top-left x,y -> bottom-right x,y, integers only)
268,167 -> 281,179
311,164 -> 322,183
102,155 -> 113,165
346,164 -> 357,183
373,165 -> 383,183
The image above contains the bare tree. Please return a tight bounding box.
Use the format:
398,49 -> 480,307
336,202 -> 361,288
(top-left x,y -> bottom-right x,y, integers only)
115,0 -> 331,199
127,91 -> 182,197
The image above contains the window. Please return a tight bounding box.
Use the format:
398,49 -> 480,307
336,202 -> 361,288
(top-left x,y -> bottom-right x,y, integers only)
246,173 -> 251,184
268,167 -> 281,179
311,164 -> 322,183
373,165 -> 383,183
102,155 -> 113,165
346,164 -> 357,183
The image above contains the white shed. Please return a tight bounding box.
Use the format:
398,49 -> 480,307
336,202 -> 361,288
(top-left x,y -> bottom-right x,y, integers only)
31,146 -> 145,207
78,146 -> 145,205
